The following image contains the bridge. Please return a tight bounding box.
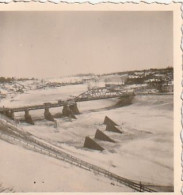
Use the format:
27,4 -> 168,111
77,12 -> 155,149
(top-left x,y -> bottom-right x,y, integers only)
0,87 -> 134,124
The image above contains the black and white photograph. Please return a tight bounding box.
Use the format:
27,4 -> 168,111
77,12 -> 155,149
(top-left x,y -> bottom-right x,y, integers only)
0,4 -> 181,193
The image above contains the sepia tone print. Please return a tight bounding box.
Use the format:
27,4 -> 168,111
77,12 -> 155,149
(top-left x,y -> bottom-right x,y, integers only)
0,7 -> 180,193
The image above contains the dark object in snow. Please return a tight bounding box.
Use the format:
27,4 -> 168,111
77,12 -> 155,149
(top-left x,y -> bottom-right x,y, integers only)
24,110 -> 34,125
53,112 -> 63,118
62,104 -> 77,119
84,136 -> 104,151
106,123 -> 122,134
116,93 -> 135,107
10,111 -> 14,120
104,116 -> 118,126
69,103 -> 80,115
44,108 -> 54,121
62,104 -> 71,116
95,129 -> 115,143
70,113 -> 77,119
5,110 -> 14,120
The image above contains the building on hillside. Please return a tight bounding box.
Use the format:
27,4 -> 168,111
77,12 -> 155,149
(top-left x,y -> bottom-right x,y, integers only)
104,75 -> 128,89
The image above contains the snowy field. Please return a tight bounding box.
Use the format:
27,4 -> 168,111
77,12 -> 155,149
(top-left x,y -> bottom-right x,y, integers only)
0,82 -> 173,192
0,83 -> 87,107
0,139 -> 133,192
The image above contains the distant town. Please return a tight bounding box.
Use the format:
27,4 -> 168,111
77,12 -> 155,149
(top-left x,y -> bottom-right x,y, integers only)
0,67 -> 173,100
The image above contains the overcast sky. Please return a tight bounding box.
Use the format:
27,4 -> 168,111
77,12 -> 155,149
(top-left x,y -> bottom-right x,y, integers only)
0,11 -> 173,78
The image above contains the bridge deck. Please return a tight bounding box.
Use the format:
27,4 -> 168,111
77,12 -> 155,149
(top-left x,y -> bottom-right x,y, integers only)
0,91 -> 134,113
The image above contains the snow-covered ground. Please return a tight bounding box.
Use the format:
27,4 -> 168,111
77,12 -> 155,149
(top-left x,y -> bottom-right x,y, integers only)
0,83 -> 87,108
22,95 -> 173,185
0,139 -> 132,192
0,80 -> 173,192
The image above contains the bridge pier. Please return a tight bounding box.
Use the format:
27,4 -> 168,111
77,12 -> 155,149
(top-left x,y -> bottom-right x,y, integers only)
44,108 -> 54,121
5,110 -> 14,120
62,104 -> 76,119
10,110 -> 14,120
69,103 -> 80,115
24,110 -> 34,125
5,110 -> 10,118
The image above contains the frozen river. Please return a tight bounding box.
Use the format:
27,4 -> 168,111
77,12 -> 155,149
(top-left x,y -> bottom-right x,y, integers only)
0,83 -> 174,190
0,84 -> 88,107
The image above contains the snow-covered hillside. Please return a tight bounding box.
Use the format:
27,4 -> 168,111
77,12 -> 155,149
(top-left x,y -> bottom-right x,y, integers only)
20,95 -> 173,187
0,77 -> 173,192
0,139 -> 132,192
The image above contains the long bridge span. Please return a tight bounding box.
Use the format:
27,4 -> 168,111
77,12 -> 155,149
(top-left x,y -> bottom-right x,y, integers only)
0,87 -> 134,124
